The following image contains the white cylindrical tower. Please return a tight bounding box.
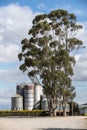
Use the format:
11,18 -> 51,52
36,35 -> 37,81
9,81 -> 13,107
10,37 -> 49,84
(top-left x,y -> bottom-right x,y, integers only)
11,94 -> 23,110
34,84 -> 43,108
24,85 -> 34,110
41,98 -> 48,111
34,84 -> 41,104
16,84 -> 24,96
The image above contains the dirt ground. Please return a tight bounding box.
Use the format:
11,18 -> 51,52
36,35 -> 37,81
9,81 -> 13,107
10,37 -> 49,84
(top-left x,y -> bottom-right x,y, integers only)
0,116 -> 87,130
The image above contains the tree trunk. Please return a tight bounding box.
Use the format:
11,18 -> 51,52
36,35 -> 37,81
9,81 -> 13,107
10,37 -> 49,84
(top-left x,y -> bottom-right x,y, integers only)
59,105 -> 61,116
71,100 -> 73,116
49,108 -> 57,117
49,108 -> 53,116
53,109 -> 57,117
48,97 -> 57,117
59,97 -> 61,116
63,107 -> 67,116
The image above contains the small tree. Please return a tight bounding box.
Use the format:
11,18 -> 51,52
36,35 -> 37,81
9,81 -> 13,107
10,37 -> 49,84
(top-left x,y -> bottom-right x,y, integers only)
18,9 -> 83,116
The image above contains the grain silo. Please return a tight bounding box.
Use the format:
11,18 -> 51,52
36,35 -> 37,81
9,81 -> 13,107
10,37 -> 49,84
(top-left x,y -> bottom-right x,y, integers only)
34,84 -> 42,105
41,95 -> 48,111
11,94 -> 23,110
16,84 -> 24,96
16,84 -> 25,109
24,84 -> 34,110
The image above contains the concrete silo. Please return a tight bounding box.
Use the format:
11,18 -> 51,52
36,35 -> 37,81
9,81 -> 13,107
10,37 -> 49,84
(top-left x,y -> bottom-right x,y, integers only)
34,84 -> 43,105
16,84 -> 24,96
16,84 -> 25,109
24,85 -> 34,110
11,94 -> 23,110
41,95 -> 48,111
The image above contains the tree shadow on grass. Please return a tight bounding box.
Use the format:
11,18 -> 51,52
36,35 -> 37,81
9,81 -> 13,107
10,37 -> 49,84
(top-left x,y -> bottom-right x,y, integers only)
39,128 -> 86,130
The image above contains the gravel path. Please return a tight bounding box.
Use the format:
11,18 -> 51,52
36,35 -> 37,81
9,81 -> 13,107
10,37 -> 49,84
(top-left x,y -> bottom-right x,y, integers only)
0,116 -> 87,130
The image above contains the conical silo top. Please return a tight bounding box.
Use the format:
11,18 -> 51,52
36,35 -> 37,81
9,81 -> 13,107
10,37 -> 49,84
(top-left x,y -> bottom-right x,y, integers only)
12,93 -> 22,98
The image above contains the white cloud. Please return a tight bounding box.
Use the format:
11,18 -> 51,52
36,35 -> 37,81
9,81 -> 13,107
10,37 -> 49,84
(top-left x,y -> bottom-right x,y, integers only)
0,4 -> 38,63
73,53 -> 87,81
76,22 -> 87,45
74,9 -> 83,15
38,3 -> 46,11
0,98 -> 10,107
73,22 -> 87,81
0,35 -> 3,42
0,95 -> 11,109
0,87 -> 13,109
0,44 -> 20,62
0,68 -> 30,83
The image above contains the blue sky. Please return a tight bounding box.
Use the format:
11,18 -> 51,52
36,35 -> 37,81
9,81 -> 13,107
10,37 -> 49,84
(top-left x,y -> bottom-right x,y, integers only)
0,0 -> 87,110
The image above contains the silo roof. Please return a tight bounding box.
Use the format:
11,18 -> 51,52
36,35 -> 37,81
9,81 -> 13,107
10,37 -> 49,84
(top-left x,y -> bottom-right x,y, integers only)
12,94 -> 22,98
24,84 -> 34,90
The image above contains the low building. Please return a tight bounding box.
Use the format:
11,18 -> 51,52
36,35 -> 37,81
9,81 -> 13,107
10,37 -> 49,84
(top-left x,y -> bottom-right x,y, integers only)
79,103 -> 87,115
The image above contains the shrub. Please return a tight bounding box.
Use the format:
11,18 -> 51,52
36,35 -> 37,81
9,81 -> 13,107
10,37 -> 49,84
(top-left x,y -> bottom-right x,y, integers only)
84,113 -> 87,116
0,110 -> 47,117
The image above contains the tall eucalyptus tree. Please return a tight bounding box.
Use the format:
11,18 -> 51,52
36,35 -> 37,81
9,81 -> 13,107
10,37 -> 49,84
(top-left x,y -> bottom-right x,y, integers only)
18,9 -> 83,116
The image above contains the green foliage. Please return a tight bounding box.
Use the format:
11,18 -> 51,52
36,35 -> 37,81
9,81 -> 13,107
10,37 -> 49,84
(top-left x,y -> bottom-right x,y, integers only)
33,14 -> 47,24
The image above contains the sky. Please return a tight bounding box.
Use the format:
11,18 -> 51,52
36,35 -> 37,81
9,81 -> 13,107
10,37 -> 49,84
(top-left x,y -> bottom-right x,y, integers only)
0,0 -> 87,110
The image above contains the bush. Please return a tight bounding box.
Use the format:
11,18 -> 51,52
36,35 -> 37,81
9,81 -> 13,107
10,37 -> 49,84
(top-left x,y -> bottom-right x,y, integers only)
0,110 -> 47,117
84,113 -> 87,116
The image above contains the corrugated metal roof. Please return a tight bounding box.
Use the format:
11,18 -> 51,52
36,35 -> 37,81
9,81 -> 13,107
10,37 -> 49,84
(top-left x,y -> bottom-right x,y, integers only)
79,104 -> 87,108
12,94 -> 22,98
24,84 -> 34,90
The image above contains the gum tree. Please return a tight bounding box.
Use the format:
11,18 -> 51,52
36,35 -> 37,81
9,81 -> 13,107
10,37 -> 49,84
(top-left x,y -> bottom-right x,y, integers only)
18,9 -> 83,116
